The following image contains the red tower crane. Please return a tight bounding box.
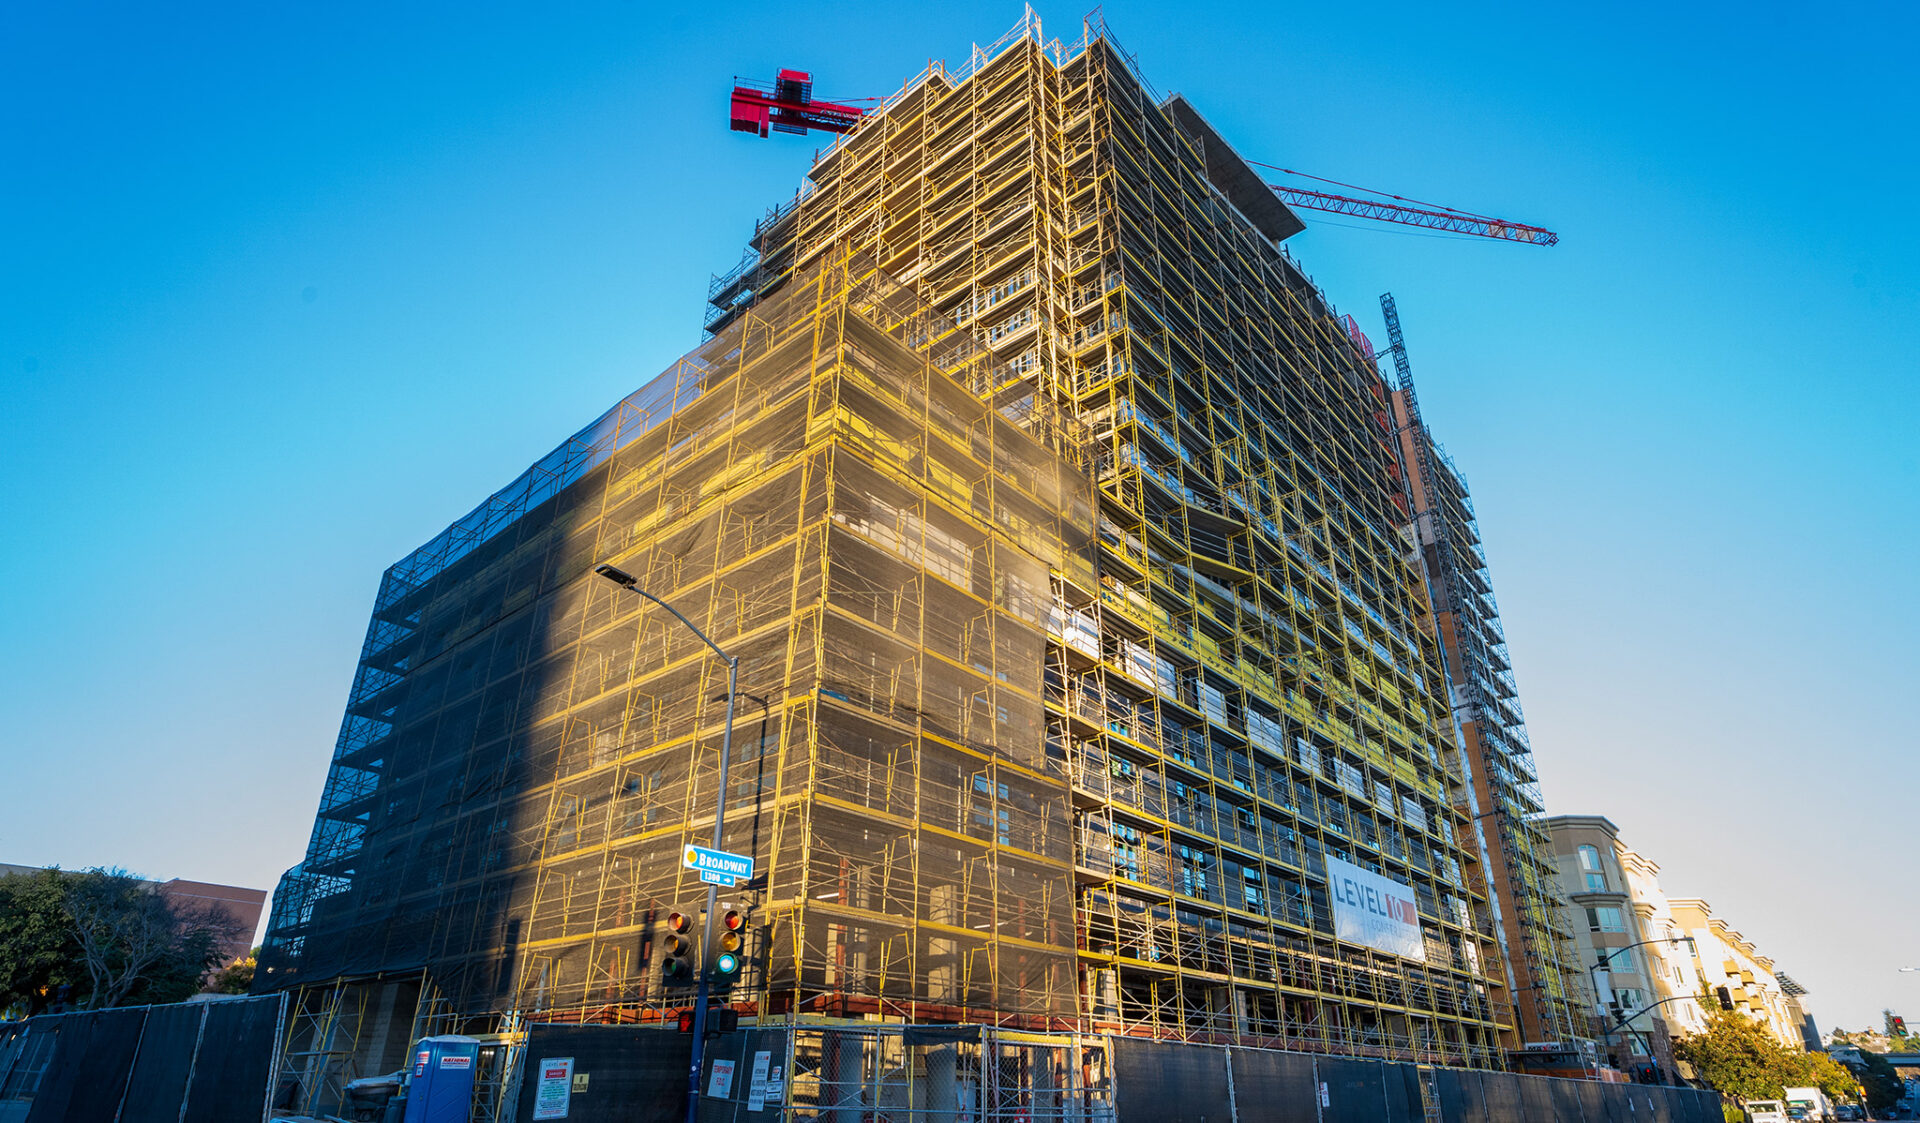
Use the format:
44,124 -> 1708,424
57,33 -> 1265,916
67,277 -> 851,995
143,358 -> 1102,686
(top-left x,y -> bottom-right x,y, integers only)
724,75 -> 1556,246
729,70 -> 866,138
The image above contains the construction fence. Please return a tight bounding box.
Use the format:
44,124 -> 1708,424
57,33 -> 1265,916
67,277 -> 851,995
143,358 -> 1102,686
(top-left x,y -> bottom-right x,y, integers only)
0,994 -> 286,1123
0,999 -> 1722,1123
561,1021 -> 1721,1123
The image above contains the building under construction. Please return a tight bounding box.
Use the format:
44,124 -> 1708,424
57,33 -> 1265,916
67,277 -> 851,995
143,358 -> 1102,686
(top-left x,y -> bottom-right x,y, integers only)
1386,302 -> 1593,1065
262,10 -> 1590,1105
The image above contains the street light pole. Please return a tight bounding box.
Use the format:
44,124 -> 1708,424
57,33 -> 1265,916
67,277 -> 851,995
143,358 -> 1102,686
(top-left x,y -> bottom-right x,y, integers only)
595,564 -> 739,1123
1602,993 -> 1702,1047
1587,937 -> 1696,1077
1587,936 -> 1698,1010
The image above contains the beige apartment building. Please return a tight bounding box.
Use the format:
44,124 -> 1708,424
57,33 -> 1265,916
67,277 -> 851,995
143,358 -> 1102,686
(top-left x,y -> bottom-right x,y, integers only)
1668,899 -> 1819,1050
1546,816 -> 1819,1079
1546,816 -> 1674,1078
1615,848 -> 1709,1040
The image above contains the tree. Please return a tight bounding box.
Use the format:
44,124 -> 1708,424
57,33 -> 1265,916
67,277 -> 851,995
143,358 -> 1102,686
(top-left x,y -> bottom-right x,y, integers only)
1677,1009 -> 1799,1101
212,948 -> 259,995
1,867 -> 244,1014
1856,1050 -> 1903,1116
1675,1008 -> 1861,1105
1781,1050 -> 1861,1105
0,868 -> 85,1017
66,869 -> 241,1009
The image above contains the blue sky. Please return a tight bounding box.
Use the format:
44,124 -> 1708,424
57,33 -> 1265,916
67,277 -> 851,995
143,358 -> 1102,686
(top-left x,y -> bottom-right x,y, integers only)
3,2 -> 1914,1032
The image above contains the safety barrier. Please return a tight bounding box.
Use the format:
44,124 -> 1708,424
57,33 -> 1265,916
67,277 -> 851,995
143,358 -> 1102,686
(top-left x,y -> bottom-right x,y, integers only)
0,994 -> 285,1123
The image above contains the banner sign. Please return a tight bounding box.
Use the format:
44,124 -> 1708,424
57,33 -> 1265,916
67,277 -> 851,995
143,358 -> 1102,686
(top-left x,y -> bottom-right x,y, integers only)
1326,855 -> 1426,961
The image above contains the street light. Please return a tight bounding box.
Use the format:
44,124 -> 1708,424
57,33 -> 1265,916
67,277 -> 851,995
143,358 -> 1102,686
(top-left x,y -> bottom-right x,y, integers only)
1588,936 -> 1697,1075
1602,993 -> 1705,1060
1588,936 -> 1698,1009
595,563 -> 739,1123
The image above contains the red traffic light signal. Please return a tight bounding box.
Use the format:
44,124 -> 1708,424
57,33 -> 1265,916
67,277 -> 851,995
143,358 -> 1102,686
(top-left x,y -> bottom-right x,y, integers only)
662,910 -> 695,984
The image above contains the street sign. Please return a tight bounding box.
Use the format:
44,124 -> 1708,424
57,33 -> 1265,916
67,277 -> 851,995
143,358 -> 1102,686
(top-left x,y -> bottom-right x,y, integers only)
684,844 -> 753,886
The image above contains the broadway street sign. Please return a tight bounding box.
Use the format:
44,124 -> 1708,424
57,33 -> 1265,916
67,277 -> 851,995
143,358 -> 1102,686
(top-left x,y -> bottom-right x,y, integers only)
683,844 -> 754,887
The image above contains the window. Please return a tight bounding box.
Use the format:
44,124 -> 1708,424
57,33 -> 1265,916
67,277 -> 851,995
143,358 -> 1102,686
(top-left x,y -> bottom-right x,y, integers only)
971,774 -> 1011,845
1111,823 -> 1142,882
619,769 -> 664,831
553,795 -> 587,850
1177,844 -> 1212,901
1601,948 -> 1640,977
1586,906 -> 1627,933
1577,844 -> 1608,891
1242,869 -> 1265,915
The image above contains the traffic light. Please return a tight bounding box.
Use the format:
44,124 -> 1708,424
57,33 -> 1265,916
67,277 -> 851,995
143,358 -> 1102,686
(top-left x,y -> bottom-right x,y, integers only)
710,909 -> 746,990
676,1007 -> 739,1035
662,910 -> 695,985
1892,1015 -> 1908,1035
1716,986 -> 1735,1011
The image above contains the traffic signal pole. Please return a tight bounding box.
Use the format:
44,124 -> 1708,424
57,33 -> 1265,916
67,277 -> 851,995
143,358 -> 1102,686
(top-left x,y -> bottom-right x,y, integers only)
686,654 -> 738,1123
592,565 -> 740,1123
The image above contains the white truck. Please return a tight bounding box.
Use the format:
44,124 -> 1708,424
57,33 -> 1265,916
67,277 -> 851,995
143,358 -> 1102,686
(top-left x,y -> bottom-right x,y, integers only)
1784,1087 -> 1835,1123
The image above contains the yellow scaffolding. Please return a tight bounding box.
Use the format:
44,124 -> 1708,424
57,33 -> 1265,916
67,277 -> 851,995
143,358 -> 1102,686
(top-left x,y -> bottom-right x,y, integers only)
704,12 -> 1507,1066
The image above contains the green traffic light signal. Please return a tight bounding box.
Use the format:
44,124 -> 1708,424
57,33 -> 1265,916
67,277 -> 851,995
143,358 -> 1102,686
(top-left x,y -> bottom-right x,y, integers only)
710,909 -> 746,989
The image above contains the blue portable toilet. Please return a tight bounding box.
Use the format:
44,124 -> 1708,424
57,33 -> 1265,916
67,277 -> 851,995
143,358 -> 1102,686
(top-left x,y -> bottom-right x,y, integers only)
403,1035 -> 481,1123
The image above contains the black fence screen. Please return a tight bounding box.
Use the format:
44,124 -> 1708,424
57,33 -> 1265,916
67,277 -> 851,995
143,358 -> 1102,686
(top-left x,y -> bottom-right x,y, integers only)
1229,1047 -> 1319,1123
1549,1076 -> 1586,1123
1106,1035 -> 1724,1123
1435,1065 -> 1489,1123
0,995 -> 284,1123
119,1004 -> 204,1123
512,1023 -> 693,1123
696,1027 -> 794,1123
495,1024 -> 1723,1123
1112,1038 -> 1231,1123
1313,1056 -> 1389,1123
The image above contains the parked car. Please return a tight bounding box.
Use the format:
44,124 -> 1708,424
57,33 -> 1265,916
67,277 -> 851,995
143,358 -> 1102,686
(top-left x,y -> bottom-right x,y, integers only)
1751,1103 -> 1791,1123
1787,1087 -> 1836,1123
